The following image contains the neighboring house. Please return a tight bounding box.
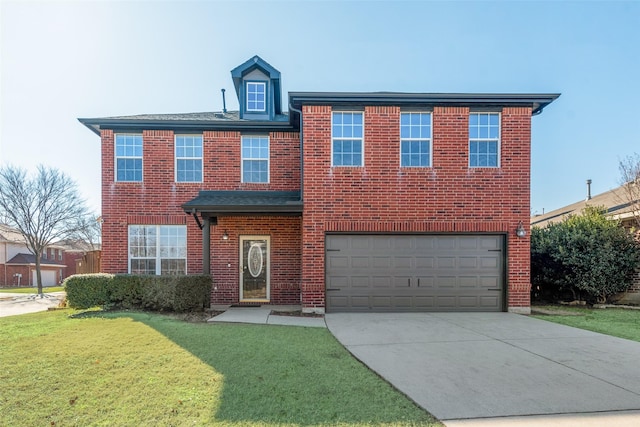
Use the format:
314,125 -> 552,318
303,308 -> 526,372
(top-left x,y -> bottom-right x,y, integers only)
531,182 -> 639,230
79,55 -> 558,314
0,224 -> 66,287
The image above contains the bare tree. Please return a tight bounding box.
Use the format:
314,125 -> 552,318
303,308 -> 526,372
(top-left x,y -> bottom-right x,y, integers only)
617,153 -> 640,230
70,214 -> 102,250
0,165 -> 88,296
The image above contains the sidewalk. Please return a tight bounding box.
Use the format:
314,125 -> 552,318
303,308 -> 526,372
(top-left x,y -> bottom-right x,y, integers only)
0,291 -> 65,317
208,305 -> 326,328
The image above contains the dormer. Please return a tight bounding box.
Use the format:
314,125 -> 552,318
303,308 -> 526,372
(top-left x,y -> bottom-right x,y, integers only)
231,55 -> 282,121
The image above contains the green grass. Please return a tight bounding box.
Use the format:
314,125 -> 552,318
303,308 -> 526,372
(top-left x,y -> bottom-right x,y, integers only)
0,310 -> 441,426
533,305 -> 640,342
0,286 -> 64,293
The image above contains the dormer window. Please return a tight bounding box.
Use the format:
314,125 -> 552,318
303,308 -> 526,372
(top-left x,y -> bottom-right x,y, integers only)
231,56 -> 282,121
246,82 -> 266,112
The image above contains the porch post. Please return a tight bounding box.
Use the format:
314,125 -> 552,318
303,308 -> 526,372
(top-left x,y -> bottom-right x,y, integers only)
202,217 -> 210,274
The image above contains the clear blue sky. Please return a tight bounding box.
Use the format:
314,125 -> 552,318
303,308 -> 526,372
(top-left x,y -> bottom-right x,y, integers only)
1,1 -> 638,215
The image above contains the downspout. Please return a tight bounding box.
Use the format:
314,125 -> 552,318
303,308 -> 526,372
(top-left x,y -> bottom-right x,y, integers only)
288,103 -> 303,201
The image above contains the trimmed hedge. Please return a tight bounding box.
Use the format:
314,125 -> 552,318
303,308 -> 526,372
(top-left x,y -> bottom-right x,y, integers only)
64,274 -> 212,312
64,273 -> 114,309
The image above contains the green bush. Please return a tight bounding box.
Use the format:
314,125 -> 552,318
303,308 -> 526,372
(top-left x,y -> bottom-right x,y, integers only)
64,273 -> 212,312
64,274 -> 114,309
532,206 -> 640,303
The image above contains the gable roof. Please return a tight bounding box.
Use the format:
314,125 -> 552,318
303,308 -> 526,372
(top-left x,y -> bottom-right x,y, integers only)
531,184 -> 639,228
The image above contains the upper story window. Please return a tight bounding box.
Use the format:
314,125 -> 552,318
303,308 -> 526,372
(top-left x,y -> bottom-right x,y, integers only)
246,82 -> 266,112
332,112 -> 363,167
469,113 -> 500,168
42,250 -> 47,260
128,225 -> 186,275
241,136 -> 269,183
115,134 -> 143,181
58,249 -> 63,261
175,135 -> 203,182
400,112 -> 432,167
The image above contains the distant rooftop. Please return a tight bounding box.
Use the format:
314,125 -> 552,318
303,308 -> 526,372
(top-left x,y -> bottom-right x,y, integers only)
531,183 -> 639,228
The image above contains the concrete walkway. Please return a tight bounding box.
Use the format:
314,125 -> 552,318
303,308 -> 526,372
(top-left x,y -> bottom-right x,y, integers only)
208,306 -> 326,328
325,312 -> 640,426
0,291 -> 65,317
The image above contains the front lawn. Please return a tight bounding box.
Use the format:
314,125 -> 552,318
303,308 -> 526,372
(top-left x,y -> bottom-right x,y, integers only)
0,286 -> 65,293
532,305 -> 640,342
0,309 -> 441,426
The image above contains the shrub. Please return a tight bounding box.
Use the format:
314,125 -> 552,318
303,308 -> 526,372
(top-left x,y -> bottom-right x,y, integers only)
531,206 -> 640,303
64,274 -> 212,312
64,274 -> 114,309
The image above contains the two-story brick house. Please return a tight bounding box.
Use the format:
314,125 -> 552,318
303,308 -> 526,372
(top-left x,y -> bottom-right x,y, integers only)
80,55 -> 558,314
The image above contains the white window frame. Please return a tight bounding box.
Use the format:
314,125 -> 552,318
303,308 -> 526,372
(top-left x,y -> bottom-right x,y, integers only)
58,249 -> 63,261
128,225 -> 187,275
469,112 -> 501,168
246,81 -> 267,112
115,133 -> 143,182
241,136 -> 270,183
175,134 -> 203,183
331,111 -> 364,167
400,112 -> 432,168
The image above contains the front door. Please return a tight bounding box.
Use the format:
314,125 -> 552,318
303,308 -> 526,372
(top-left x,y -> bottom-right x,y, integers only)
240,236 -> 270,301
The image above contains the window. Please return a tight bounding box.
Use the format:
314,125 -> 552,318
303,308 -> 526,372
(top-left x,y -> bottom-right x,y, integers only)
400,112 -> 432,167
42,250 -> 47,260
58,249 -> 63,261
246,82 -> 266,112
175,135 -> 203,182
241,136 -> 269,183
128,225 -> 187,275
332,112 -> 363,166
469,113 -> 500,167
115,134 -> 143,181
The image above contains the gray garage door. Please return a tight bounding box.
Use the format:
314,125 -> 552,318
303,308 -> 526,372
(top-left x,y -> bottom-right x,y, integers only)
326,234 -> 504,312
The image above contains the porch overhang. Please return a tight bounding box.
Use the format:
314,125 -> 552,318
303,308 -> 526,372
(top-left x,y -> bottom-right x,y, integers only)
182,190 -> 303,217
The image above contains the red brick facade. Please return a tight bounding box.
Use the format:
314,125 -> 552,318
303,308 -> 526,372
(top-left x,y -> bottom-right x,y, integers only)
100,129 -> 302,305
299,105 -> 532,311
99,105 -> 534,312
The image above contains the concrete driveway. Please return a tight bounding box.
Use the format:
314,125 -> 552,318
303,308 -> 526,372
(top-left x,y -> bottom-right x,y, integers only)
325,312 -> 640,424
0,292 -> 65,317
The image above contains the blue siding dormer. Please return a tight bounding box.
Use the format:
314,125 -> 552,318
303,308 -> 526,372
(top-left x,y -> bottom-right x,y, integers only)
231,56 -> 282,121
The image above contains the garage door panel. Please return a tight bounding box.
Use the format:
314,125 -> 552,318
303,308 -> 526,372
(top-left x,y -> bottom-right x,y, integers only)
436,277 -> 456,288
326,235 -> 504,312
394,257 -> 412,269
480,257 -> 499,268
437,257 -> 456,269
415,256 -> 434,268
372,237 -> 393,250
480,296 -> 500,307
459,257 -> 478,268
329,256 -> 349,269
351,276 -> 370,287
416,276 -> 434,288
392,276 -> 412,288
351,256 -> 370,268
414,296 -> 435,308
372,256 -> 391,268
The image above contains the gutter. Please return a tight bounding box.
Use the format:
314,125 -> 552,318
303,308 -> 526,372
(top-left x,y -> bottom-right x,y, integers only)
288,103 -> 304,202
77,117 -> 296,136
